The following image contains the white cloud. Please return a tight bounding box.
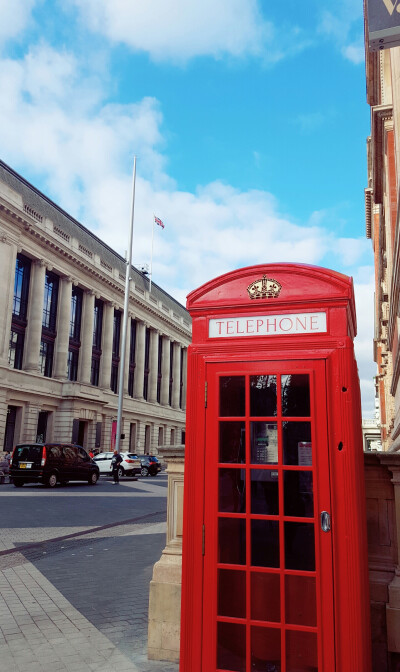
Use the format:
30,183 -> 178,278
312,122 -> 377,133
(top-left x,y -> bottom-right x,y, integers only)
317,1 -> 364,65
68,0 -> 272,63
0,42 -> 376,414
342,43 -> 365,65
0,44 -> 169,211
354,273 -> 377,417
335,237 -> 370,266
0,0 -> 37,47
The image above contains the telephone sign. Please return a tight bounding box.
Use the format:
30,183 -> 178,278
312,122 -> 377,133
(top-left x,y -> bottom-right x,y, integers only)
180,263 -> 371,672
209,311 -> 327,338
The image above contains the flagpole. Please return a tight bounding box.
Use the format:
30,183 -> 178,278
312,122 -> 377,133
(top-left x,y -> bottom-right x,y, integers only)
149,214 -> 155,293
115,156 -> 137,455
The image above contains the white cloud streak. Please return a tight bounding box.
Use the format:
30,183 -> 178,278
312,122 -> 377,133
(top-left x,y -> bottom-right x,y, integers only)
68,0 -> 272,63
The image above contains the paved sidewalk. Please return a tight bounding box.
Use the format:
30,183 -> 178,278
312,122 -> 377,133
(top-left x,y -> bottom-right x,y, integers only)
0,478 -> 180,672
0,563 -> 140,671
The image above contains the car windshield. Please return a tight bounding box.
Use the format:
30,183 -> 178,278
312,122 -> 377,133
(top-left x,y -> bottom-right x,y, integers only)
13,445 -> 42,461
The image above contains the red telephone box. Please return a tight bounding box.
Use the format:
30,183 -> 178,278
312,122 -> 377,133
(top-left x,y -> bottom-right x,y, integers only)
180,263 -> 371,672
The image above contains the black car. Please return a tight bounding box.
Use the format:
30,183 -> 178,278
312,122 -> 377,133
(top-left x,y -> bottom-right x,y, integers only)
9,443 -> 100,488
129,454 -> 162,477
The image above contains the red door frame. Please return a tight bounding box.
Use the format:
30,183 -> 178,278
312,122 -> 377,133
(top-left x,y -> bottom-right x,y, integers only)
202,359 -> 335,672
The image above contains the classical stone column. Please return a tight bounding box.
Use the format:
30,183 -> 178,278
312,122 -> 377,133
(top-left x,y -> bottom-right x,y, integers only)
79,290 -> 95,384
148,444 -> 185,662
181,347 -> 187,411
133,320 -> 146,400
171,342 -> 181,410
24,259 -> 46,372
160,335 -> 171,406
148,328 -> 159,404
99,301 -> 114,390
0,236 -> 17,365
53,276 -> 72,379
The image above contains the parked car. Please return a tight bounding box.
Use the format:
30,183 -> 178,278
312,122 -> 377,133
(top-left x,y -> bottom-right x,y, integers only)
129,454 -> 162,477
9,443 -> 100,488
93,452 -> 141,478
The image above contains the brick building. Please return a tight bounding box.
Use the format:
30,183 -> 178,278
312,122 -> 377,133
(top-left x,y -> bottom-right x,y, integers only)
364,24 -> 400,452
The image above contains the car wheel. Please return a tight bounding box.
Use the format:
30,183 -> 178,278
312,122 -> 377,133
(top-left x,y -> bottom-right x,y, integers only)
118,467 -> 124,479
13,480 -> 24,488
140,466 -> 149,477
46,473 -> 57,488
89,472 -> 98,485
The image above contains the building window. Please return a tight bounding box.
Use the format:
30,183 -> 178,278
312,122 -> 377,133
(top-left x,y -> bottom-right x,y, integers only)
42,271 -> 59,330
112,310 -> 121,357
91,299 -> 103,386
157,335 -> 162,403
36,411 -> 49,443
111,309 -> 121,393
40,270 -> 58,378
68,287 -> 82,382
67,349 -> 79,382
91,356 -> 100,387
13,254 -> 31,319
10,254 -> 31,369
93,299 -> 103,348
69,287 -> 83,340
143,328 -> 150,400
9,328 -> 24,370
39,339 -> 54,377
169,342 -> 174,406
128,319 -> 136,397
179,347 -> 184,409
110,363 -> 119,394
3,406 -> 17,452
145,424 -> 151,454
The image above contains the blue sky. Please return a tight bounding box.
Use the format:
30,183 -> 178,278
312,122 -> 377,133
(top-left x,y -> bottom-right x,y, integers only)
0,0 -> 377,415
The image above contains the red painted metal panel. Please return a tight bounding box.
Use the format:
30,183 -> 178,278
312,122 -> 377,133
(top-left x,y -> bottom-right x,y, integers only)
181,263 -> 371,672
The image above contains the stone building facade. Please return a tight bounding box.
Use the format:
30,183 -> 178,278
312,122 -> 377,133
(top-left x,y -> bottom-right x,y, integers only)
0,160 -> 191,455
364,26 -> 400,453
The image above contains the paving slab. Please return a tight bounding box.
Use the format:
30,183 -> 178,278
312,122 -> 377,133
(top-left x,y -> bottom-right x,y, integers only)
0,476 -> 179,672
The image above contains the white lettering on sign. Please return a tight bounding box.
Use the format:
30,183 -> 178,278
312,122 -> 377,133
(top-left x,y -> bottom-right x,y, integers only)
209,312 -> 327,338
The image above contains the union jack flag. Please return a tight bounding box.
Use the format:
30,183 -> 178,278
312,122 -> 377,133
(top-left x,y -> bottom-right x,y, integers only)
154,215 -> 164,229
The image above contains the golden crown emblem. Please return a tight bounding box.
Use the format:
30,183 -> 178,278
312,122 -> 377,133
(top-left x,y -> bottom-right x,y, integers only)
247,275 -> 282,300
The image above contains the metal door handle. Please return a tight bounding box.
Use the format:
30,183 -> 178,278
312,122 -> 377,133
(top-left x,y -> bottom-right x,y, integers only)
321,511 -> 331,532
